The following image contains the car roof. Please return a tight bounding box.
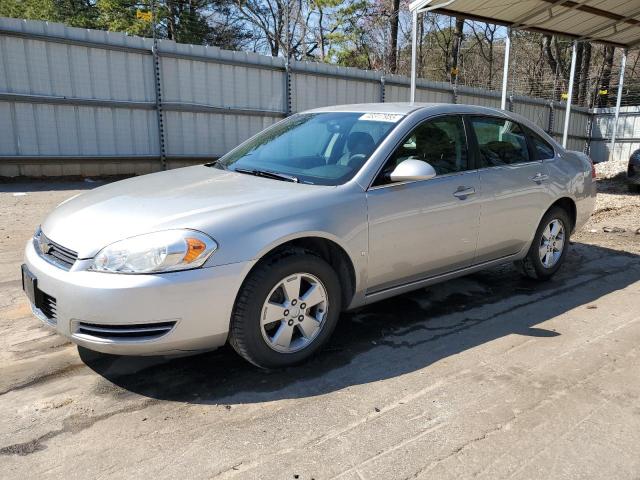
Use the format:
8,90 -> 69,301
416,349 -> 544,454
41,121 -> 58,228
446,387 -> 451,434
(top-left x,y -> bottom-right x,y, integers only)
304,102 -> 511,117
303,102 -> 561,148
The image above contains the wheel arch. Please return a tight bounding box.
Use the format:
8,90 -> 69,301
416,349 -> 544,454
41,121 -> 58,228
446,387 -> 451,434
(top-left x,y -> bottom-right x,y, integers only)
245,234 -> 358,311
547,197 -> 577,233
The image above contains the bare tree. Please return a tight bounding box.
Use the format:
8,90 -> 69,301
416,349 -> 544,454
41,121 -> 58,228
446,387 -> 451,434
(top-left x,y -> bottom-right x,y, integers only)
388,0 -> 400,73
598,45 -> 615,107
448,16 -> 464,83
469,21 -> 497,87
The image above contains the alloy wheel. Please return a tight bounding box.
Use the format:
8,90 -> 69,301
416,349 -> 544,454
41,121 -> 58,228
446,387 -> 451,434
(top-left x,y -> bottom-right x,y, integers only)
538,219 -> 565,268
260,272 -> 329,353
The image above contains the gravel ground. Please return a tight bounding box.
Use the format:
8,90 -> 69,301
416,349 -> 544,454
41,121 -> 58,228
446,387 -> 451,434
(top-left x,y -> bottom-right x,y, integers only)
1,177 -> 639,480
593,158 -> 629,179
573,175 -> 640,254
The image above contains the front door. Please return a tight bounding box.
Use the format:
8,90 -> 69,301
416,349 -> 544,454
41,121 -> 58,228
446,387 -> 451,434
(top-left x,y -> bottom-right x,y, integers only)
366,115 -> 481,293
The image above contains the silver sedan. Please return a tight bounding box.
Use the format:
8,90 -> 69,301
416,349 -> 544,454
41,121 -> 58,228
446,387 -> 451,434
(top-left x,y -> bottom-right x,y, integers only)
22,103 -> 596,368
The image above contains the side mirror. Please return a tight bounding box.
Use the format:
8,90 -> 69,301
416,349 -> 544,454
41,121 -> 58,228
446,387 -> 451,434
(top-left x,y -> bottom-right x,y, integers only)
389,159 -> 436,182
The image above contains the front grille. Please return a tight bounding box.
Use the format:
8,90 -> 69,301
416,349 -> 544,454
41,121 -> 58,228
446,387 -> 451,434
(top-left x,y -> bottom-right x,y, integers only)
35,232 -> 78,270
75,321 -> 176,341
39,293 -> 57,323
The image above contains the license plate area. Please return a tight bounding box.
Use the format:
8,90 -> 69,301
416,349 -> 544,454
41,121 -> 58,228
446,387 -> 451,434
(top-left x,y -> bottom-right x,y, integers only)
21,264 -> 39,306
21,264 -> 56,324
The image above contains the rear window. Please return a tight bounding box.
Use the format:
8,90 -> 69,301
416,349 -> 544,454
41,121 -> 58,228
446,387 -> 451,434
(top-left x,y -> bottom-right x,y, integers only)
469,116 -> 530,167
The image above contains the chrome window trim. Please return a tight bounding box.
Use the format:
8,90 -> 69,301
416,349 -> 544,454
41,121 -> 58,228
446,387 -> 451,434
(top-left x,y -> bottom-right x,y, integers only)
474,160 -> 543,173
367,168 -> 480,191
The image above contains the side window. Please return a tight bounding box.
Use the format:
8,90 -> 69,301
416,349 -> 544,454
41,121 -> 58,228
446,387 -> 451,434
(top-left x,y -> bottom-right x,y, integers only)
526,128 -> 555,160
470,117 -> 530,167
374,115 -> 468,185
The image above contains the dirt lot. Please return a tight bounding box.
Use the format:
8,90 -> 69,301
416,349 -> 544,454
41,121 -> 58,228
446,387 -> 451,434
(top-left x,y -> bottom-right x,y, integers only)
1,176 -> 639,479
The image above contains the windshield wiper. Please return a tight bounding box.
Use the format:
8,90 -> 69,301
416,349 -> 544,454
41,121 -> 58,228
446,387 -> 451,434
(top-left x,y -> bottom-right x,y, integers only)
206,160 -> 227,170
234,168 -> 299,183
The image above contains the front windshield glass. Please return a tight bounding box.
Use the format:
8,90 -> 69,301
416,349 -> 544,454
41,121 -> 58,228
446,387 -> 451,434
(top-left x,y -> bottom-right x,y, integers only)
213,112 -> 404,186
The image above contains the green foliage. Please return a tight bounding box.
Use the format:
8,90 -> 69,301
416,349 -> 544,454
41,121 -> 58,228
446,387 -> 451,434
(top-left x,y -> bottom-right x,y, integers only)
0,0 -> 99,28
0,0 -> 247,49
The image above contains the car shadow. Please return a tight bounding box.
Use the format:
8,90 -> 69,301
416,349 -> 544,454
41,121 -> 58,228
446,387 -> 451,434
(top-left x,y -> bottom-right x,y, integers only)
595,175 -> 637,196
79,241 -> 640,405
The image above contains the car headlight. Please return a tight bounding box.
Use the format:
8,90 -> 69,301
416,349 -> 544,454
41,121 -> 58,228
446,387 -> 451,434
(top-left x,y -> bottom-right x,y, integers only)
89,230 -> 217,274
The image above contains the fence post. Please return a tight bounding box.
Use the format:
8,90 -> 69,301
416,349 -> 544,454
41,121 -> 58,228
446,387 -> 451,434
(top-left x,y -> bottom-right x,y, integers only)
508,94 -> 514,112
547,101 -> 555,135
584,111 -> 594,155
380,75 -> 386,103
284,61 -> 292,116
151,3 -> 167,170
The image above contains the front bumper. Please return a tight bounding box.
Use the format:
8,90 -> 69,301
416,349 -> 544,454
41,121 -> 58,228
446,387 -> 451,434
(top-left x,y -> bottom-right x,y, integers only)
24,240 -> 254,355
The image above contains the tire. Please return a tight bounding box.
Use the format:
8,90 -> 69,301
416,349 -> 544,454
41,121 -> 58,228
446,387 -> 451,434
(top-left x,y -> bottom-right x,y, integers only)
229,248 -> 342,369
515,207 -> 571,281
628,183 -> 640,193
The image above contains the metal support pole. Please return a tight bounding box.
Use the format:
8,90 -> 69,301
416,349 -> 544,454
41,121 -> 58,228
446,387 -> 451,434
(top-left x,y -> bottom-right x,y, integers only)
380,75 -> 386,103
410,9 -> 418,103
500,29 -> 511,110
609,48 -> 627,160
562,41 -> 578,149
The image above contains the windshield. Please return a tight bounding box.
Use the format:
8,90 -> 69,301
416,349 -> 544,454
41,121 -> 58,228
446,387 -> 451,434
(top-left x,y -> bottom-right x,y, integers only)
212,112 -> 404,186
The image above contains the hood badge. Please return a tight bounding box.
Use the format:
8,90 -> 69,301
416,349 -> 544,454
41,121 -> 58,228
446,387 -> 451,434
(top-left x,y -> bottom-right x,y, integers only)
38,236 -> 53,255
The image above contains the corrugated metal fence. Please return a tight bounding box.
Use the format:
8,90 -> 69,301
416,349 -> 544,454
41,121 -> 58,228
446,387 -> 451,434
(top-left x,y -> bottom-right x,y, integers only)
0,17 -> 592,177
590,106 -> 640,165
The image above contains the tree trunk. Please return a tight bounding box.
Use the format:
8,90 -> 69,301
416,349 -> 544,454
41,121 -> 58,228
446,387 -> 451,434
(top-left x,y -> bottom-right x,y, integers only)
543,35 -> 564,101
488,42 -> 493,88
389,0 -> 400,73
417,14 -> 424,77
573,42 -> 583,105
166,1 -> 179,41
318,6 -> 325,61
579,43 -> 592,107
599,45 -> 615,107
449,17 -> 464,83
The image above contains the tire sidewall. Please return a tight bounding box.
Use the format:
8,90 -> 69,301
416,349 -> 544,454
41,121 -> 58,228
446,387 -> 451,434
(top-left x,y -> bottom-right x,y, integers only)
529,208 -> 571,279
234,254 -> 342,368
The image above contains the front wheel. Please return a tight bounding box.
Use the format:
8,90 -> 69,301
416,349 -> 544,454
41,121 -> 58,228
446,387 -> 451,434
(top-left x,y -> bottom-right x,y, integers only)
515,207 -> 571,281
229,249 -> 342,368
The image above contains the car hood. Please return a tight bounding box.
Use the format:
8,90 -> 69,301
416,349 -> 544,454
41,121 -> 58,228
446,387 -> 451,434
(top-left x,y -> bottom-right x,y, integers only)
41,165 -> 321,258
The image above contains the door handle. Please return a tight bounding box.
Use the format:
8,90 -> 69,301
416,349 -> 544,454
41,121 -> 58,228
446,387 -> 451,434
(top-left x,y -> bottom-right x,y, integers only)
453,186 -> 475,198
530,173 -> 549,182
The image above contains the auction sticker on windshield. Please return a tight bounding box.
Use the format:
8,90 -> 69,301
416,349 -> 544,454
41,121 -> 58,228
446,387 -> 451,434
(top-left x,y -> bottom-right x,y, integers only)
359,113 -> 404,123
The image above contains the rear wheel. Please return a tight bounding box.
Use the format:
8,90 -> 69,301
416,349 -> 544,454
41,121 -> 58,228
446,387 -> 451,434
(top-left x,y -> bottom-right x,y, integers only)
229,249 -> 341,368
629,183 -> 640,193
515,207 -> 570,281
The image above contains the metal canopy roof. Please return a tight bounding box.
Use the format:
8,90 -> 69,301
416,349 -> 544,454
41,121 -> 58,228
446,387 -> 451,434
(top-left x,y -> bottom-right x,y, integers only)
435,0 -> 640,48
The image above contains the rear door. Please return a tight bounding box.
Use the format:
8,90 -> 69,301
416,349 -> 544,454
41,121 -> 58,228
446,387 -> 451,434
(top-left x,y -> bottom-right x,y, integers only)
467,115 -> 551,263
